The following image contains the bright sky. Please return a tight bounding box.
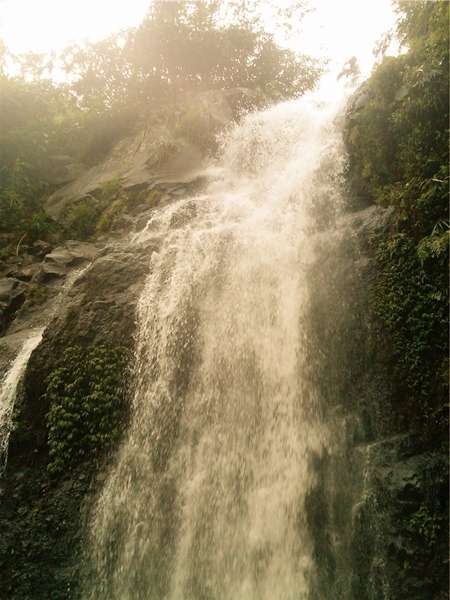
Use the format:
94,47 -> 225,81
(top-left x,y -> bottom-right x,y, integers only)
0,0 -> 151,53
0,0 -> 397,87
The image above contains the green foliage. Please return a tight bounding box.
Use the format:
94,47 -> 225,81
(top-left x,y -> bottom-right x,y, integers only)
346,9 -> 449,592
65,179 -> 127,239
61,1 -> 322,113
407,503 -> 443,548
394,452 -> 449,595
0,462 -> 92,599
0,4 -> 321,249
345,1 -> 449,226
0,72 -> 81,248
0,157 -> 53,245
65,197 -> 101,240
45,345 -> 128,476
345,1 -> 449,442
373,235 -> 448,436
95,192 -> 128,234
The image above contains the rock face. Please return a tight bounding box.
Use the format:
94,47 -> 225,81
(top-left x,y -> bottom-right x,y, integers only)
0,278 -> 27,334
37,242 -> 99,282
45,88 -> 260,226
0,89 -> 262,598
1,85 -> 445,599
0,235 -> 154,599
337,209 -> 448,599
21,243 -> 150,444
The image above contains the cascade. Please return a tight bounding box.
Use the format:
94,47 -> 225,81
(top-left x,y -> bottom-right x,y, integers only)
86,98 -> 371,599
0,265 -> 92,474
0,328 -> 44,472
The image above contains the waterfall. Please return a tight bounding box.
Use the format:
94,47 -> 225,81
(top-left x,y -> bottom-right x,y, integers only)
0,265 -> 92,475
86,98 -> 367,599
0,328 -> 44,472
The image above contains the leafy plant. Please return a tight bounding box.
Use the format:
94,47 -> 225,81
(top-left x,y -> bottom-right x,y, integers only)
45,345 -> 128,475
345,1 -> 449,442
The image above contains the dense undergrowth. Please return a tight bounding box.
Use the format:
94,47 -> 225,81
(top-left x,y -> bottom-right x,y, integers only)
344,2 -> 449,596
345,0 -> 448,442
45,345 -> 129,475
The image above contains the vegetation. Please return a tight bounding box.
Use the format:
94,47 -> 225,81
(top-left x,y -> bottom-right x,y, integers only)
1,2 -> 448,598
0,0 -> 321,255
64,178 -> 130,239
345,0 -> 449,441
1,343 -> 129,598
0,76 -> 78,246
345,3 -> 448,597
45,345 -> 129,475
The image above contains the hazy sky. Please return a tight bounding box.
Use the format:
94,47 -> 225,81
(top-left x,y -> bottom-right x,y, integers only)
0,0 -> 397,85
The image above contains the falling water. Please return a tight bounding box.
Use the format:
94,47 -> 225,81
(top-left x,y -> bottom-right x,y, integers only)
86,98 -> 368,599
0,328 -> 44,472
0,264 -> 92,475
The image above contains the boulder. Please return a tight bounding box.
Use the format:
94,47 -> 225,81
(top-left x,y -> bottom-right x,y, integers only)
5,265 -> 39,282
31,240 -> 53,258
0,278 -> 27,334
36,242 -> 100,282
18,238 -> 153,449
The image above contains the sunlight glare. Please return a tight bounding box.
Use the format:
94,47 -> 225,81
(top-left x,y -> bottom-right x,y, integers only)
0,0 -> 151,54
0,0 -> 397,97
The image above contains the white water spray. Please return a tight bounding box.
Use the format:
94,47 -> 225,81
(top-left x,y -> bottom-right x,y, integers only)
86,98 -> 361,600
0,328 -> 44,472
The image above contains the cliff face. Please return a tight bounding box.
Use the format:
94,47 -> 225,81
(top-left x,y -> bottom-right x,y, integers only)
0,88 -> 261,598
343,70 -> 449,599
0,78 -> 447,599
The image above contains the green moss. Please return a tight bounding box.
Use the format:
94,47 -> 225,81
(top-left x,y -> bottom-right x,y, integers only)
95,190 -> 129,234
65,178 -> 126,240
146,188 -> 162,205
45,345 -> 129,475
0,461 -> 94,599
65,196 -> 103,240
345,2 -> 449,441
344,5 -> 449,595
372,230 -> 448,440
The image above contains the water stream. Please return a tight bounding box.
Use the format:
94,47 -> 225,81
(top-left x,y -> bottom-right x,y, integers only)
0,328 -> 44,472
86,98 -> 369,599
0,265 -> 92,474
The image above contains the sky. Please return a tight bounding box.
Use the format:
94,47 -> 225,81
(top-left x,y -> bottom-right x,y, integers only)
0,0 -> 397,91
0,0 -> 150,53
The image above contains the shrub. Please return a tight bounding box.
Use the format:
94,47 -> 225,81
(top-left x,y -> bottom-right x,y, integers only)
45,345 -> 128,475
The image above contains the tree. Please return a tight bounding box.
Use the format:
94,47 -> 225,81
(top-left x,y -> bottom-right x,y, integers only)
63,0 -> 322,112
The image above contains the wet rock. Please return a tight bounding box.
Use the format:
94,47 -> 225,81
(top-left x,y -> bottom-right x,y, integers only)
5,265 -> 38,282
0,278 -> 27,334
38,261 -> 67,281
45,154 -> 85,186
64,240 -> 100,263
172,187 -> 188,196
31,240 -> 53,258
44,247 -> 74,267
19,241 -> 149,448
36,242 -> 100,282
0,329 -> 33,375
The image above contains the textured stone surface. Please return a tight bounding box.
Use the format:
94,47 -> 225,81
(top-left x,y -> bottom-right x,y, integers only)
45,88 -> 259,225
